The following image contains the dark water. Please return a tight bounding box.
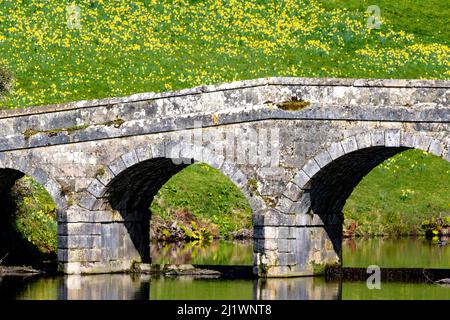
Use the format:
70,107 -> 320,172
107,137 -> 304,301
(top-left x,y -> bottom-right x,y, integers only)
1,238 -> 449,300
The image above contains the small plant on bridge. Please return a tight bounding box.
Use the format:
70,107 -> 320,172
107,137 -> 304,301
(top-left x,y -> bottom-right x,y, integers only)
276,98 -> 311,111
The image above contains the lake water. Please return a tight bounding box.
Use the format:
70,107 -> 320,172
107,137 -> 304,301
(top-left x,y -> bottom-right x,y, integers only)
1,237 -> 449,300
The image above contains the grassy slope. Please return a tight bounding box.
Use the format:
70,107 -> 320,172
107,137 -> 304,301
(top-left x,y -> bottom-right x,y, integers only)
0,1 -> 449,253
13,176 -> 58,253
150,164 -> 252,236
344,150 -> 450,236
1,0 -> 448,108
319,0 -> 450,43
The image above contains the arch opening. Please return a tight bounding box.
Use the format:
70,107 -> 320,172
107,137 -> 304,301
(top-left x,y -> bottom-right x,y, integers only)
307,146 -> 409,257
343,148 -> 450,236
149,162 -> 253,266
106,158 -> 190,213
0,168 -> 58,267
310,146 -> 409,215
100,157 -> 253,268
103,157 -> 190,264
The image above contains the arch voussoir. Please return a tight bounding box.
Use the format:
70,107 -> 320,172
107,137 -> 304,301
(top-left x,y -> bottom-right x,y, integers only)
292,170 -> 311,190
135,144 -> 153,162
415,134 -> 433,151
301,158 -> 321,178
385,129 -> 401,147
274,195 -> 294,213
44,178 -> 67,210
340,135 -> 358,153
326,141 -> 345,160
95,166 -> 115,186
108,156 -> 127,176
0,153 -> 67,211
355,132 -> 372,149
86,178 -> 106,199
370,130 -> 385,146
443,147 -> 450,162
281,182 -> 302,202
121,149 -> 139,168
78,192 -> 100,211
314,150 -> 333,168
428,139 -> 444,157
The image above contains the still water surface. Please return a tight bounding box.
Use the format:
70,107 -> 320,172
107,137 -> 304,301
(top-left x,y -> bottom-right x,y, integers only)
1,238 -> 449,300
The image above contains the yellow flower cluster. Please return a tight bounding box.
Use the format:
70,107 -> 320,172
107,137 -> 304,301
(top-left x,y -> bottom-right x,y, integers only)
356,43 -> 449,75
0,0 -> 448,108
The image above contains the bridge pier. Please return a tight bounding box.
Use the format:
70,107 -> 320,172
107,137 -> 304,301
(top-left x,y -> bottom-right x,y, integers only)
254,210 -> 341,277
57,207 -> 150,274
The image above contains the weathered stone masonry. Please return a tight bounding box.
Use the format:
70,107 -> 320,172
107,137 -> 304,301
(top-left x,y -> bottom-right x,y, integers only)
0,77 -> 448,276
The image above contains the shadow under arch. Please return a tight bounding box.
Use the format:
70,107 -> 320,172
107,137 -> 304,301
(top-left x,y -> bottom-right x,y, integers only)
280,130 -> 449,266
88,141 -> 263,265
103,157 -> 190,263
0,165 -> 65,266
0,153 -> 67,212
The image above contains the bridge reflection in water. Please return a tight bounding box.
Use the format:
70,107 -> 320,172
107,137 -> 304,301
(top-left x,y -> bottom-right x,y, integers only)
255,278 -> 340,300
60,274 -> 151,300
3,274 -> 341,300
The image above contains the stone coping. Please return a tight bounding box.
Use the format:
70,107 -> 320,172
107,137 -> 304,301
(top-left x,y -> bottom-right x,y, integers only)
1,77 -> 449,119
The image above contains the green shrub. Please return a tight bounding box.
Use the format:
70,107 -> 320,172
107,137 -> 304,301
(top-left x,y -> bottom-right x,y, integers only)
13,176 -> 58,254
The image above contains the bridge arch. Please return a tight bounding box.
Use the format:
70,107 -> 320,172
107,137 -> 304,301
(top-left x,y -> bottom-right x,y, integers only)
279,130 -> 449,215
78,140 -> 266,267
267,130 -> 449,277
0,152 -> 67,265
0,153 -> 67,211
82,141 -> 266,214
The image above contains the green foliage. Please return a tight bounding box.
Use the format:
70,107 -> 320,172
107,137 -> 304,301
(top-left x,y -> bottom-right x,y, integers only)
151,163 -> 252,237
179,222 -> 212,242
10,176 -> 58,255
421,216 -> 450,238
15,210 -> 57,253
344,150 -> 450,237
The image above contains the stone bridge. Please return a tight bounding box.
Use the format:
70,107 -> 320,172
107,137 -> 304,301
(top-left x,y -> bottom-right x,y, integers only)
0,77 -> 448,277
